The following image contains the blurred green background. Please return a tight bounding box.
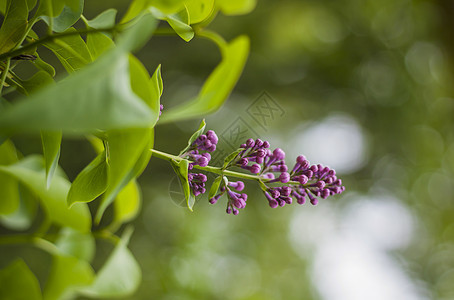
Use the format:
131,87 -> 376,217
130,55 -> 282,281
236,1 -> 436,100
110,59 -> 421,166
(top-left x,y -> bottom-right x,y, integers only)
5,0 -> 454,299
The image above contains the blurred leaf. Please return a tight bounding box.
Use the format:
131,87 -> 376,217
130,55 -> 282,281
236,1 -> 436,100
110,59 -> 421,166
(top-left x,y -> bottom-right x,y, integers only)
222,148 -> 242,169
0,0 -> 28,55
80,227 -> 141,298
44,253 -> 94,300
208,175 -> 222,199
0,140 -> 19,215
56,227 -> 95,262
0,259 -> 42,300
114,179 -> 141,225
87,32 -> 114,60
160,35 -> 250,123
86,8 -> 117,29
67,150 -> 108,207
38,0 -> 84,32
186,0 -> 215,24
217,0 -> 256,15
178,118 -> 206,156
96,128 -> 151,223
0,14 -> 158,134
41,131 -> 62,189
0,183 -> 38,230
171,158 -> 194,210
44,28 -> 92,73
0,155 -> 91,232
122,0 -> 185,22
33,53 -> 56,77
21,71 -> 54,94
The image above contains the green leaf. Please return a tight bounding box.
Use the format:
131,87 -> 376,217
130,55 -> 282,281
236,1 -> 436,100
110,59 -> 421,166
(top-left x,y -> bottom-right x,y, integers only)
21,71 -> 54,94
217,0 -> 256,15
222,148 -> 242,169
150,7 -> 194,42
86,8 -> 117,29
44,253 -> 94,300
41,131 -> 62,189
44,28 -> 92,73
67,150 -> 108,207
208,175 -> 222,200
170,158 -> 195,210
0,259 -> 42,300
0,0 -> 28,55
80,227 -> 141,298
38,0 -> 84,33
95,128 -> 151,223
0,14 -> 158,135
0,155 -> 91,232
114,179 -> 141,225
0,183 -> 38,230
186,0 -> 215,24
87,32 -> 114,61
160,35 -> 250,123
33,52 -> 56,77
0,140 -> 19,214
56,227 -> 95,262
178,118 -> 206,156
122,0 -> 186,22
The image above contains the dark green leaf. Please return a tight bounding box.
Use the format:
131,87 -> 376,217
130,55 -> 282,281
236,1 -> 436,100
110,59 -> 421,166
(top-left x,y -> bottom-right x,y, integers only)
33,52 -> 56,77
80,227 -> 141,298
0,155 -> 91,232
56,227 -> 95,262
0,140 -> 19,215
38,0 -> 84,33
160,35 -> 250,123
0,14 -> 157,135
0,0 -> 28,55
67,150 -> 108,207
222,148 -> 242,169
171,158 -> 195,210
86,8 -> 117,29
44,253 -> 94,300
41,131 -> 62,189
178,119 -> 206,156
0,183 -> 38,230
208,175 -> 222,200
21,71 -> 54,94
0,259 -> 42,300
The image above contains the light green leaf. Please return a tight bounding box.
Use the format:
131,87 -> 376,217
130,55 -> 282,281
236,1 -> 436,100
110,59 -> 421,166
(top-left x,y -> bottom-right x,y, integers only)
0,0 -> 28,55
67,150 -> 108,207
80,227 -> 141,298
122,0 -> 185,22
185,0 -> 215,24
0,140 -> 19,215
151,7 -> 194,42
86,8 -> 117,29
170,158 -> 194,210
38,0 -> 84,32
208,175 -> 222,200
87,32 -> 114,61
41,131 -> 62,189
44,253 -> 94,300
44,28 -> 92,73
222,148 -> 242,169
33,52 -> 56,77
0,183 -> 38,230
0,259 -> 42,300
178,118 -> 206,156
217,0 -> 256,15
56,227 -> 95,262
0,155 -> 91,232
95,128 -> 151,223
0,14 -> 158,135
114,179 -> 141,225
160,35 -> 250,123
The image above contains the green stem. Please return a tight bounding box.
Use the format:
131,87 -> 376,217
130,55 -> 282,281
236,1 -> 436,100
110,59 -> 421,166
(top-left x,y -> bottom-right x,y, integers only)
195,29 -> 228,57
0,235 -> 58,254
0,26 -> 118,62
0,59 -> 11,96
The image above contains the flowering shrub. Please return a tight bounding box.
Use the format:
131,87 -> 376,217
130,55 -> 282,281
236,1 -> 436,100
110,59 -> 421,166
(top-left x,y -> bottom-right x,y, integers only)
0,0 -> 344,299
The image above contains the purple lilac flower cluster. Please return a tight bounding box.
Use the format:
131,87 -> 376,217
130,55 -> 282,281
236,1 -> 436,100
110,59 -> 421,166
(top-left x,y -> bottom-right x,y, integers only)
208,138 -> 345,215
180,130 -> 218,195
209,180 -> 246,215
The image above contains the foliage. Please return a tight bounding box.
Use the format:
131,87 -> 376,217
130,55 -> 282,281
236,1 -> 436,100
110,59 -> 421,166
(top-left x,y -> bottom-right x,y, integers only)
0,0 -> 252,298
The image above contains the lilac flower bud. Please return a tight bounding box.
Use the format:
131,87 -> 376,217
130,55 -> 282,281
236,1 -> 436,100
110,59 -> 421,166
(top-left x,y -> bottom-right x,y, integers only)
279,165 -> 288,172
203,139 -> 212,149
270,189 -> 280,199
188,163 -> 194,170
207,145 -> 216,152
226,206 -> 232,214
334,179 -> 342,186
240,143 -> 247,148
273,148 -> 285,160
263,141 -> 270,148
262,173 -> 275,180
202,152 -> 211,160
281,186 -> 292,196
159,104 -> 164,117
321,189 -> 330,199
232,208 -> 239,215
238,158 -> 249,166
310,165 -> 318,172
296,155 -> 306,164
264,192 -> 279,208
316,181 -> 326,189
255,139 -> 263,148
257,149 -> 267,158
228,181 -> 245,191
297,175 -> 308,185
246,138 -> 255,148
206,130 -> 218,144
250,164 -> 261,174
209,194 -> 221,204
279,172 -> 290,183
197,156 -> 209,167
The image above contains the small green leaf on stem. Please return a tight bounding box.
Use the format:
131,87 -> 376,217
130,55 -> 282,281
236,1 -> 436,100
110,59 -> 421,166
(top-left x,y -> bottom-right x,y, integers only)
178,119 -> 206,156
